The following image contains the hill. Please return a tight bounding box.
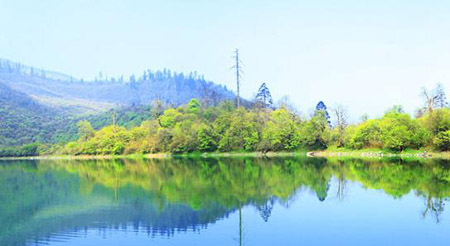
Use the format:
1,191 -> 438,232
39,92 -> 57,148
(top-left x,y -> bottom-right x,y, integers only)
0,83 -> 70,146
0,58 -> 235,115
0,58 -> 239,146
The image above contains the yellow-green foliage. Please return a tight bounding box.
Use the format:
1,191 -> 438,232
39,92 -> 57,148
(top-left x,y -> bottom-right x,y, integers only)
347,109 -> 436,151
57,100 -> 449,156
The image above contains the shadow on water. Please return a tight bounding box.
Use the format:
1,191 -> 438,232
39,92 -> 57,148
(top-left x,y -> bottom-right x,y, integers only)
0,157 -> 449,245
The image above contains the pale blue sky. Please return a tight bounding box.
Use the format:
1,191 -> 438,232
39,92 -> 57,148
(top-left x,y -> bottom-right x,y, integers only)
0,0 -> 449,119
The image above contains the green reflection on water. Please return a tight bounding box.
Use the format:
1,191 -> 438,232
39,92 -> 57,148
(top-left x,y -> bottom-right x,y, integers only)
0,157 -> 449,245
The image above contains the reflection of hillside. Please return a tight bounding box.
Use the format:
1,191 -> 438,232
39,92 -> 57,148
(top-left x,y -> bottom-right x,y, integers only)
0,160 -> 231,246
0,157 -> 449,245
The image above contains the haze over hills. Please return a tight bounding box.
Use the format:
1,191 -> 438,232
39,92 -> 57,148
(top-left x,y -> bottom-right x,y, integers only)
0,58 -> 236,114
0,58 -> 239,146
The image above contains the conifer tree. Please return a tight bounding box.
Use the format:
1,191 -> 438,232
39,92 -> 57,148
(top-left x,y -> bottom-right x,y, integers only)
255,83 -> 273,108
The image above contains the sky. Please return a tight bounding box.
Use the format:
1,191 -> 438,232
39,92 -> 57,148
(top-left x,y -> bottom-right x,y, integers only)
0,0 -> 449,120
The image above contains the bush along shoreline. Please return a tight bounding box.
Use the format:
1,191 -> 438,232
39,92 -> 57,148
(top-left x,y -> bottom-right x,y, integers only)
1,96 -> 449,158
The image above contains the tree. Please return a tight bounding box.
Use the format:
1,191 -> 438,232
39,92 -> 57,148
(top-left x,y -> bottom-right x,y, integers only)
433,130 -> 450,151
129,74 -> 136,83
197,123 -> 218,151
379,111 -> 429,151
187,98 -> 201,114
260,109 -> 301,151
150,99 -> 166,119
420,108 -> 450,136
434,83 -> 448,109
315,101 -> 331,126
159,108 -> 182,128
254,83 -> 273,109
348,120 -> 382,149
386,105 -> 404,114
77,120 -> 94,142
301,111 -> 331,149
143,70 -> 148,81
257,199 -> 274,222
217,109 -> 260,151
422,83 -> 448,115
332,105 -> 348,147
232,49 -> 243,108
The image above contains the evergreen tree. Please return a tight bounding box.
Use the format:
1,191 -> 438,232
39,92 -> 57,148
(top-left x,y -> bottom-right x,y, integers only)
315,101 -> 331,126
255,83 -> 273,108
143,70 -> 147,81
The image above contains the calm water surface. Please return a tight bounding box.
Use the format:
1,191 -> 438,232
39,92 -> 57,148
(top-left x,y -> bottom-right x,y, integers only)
1,157 -> 450,246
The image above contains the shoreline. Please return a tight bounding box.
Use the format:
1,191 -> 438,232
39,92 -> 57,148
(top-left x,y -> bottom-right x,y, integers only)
0,151 -> 306,160
308,150 -> 450,159
0,149 -> 449,160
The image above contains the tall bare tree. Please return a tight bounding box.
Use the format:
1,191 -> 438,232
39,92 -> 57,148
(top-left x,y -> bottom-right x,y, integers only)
422,83 -> 448,115
150,99 -> 165,119
332,105 -> 348,147
232,49 -> 243,108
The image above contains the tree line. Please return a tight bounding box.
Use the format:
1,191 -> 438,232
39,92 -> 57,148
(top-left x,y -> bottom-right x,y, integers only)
62,83 -> 450,155
0,83 -> 448,157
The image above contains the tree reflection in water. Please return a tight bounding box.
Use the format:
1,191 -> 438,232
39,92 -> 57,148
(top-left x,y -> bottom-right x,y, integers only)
0,157 -> 449,245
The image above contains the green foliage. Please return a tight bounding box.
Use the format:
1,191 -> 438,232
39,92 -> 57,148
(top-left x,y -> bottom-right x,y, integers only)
300,111 -> 331,150
50,102 -> 450,155
378,112 -> 429,151
64,126 -> 130,155
1,157 -> 450,244
217,109 -> 261,151
348,110 -> 431,151
77,120 -> 94,142
419,108 -> 450,150
348,120 -> 382,149
260,109 -> 301,151
159,108 -> 182,128
2,100 -> 449,157
187,98 -> 201,113
0,83 -> 71,146
0,143 -> 40,157
434,130 -> 450,151
197,124 -> 217,151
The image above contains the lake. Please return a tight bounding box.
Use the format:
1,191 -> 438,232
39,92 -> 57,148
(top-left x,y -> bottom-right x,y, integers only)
1,157 -> 449,246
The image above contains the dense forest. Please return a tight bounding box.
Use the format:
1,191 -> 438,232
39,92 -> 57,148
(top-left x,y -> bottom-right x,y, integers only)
1,83 -> 448,157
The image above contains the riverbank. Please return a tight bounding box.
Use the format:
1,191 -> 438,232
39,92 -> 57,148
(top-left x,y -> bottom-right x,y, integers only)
308,149 -> 450,159
1,149 -> 450,160
0,151 -> 307,160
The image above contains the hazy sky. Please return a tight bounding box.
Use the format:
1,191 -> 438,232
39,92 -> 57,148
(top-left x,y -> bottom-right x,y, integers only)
1,0 -> 449,120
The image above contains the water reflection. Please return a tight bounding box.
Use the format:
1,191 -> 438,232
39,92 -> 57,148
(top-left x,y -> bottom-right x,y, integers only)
0,157 -> 449,245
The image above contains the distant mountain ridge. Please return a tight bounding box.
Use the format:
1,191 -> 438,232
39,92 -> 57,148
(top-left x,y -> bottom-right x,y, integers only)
0,58 -> 236,114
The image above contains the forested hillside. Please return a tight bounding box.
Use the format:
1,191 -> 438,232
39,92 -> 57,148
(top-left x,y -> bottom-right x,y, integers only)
0,58 -> 238,146
0,58 -> 235,113
0,83 -> 68,146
